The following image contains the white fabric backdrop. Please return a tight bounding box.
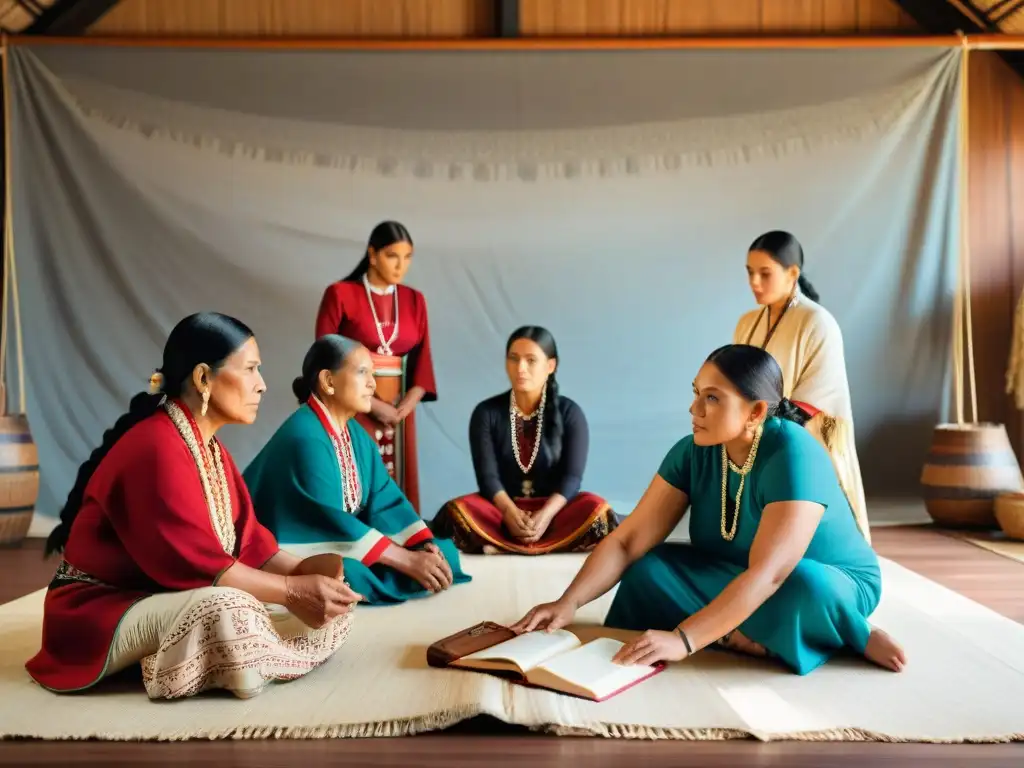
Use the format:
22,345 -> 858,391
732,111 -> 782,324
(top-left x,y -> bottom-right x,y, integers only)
7,44 -> 961,523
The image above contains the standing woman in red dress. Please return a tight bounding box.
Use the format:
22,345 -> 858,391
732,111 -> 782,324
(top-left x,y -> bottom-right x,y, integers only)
315,221 -> 436,515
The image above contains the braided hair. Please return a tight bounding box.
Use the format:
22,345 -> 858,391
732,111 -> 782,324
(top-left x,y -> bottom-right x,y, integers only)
45,312 -> 255,556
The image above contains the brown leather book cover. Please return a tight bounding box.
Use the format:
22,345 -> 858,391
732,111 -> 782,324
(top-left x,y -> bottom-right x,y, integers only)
426,621 -> 517,668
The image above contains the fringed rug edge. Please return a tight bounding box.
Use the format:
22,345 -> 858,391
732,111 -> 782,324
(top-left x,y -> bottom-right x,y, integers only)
539,723 -> 1024,744
0,706 -> 481,742
3,711 -> 1023,745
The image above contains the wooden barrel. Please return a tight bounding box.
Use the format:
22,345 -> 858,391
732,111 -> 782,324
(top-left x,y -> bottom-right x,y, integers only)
0,414 -> 39,545
921,422 -> 1024,528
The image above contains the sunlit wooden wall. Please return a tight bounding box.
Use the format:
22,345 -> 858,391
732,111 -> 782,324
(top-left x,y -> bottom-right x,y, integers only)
82,0 -> 1024,456
89,0 -> 918,37
520,0 -> 917,35
965,54 -> 1024,452
89,0 -> 496,37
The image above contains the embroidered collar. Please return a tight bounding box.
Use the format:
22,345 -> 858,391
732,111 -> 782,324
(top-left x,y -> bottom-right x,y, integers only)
309,395 -> 342,434
363,274 -> 396,296
306,396 -> 362,513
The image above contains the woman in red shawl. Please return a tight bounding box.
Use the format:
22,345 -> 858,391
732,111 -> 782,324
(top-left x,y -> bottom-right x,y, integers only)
26,312 -> 361,700
315,221 -> 436,514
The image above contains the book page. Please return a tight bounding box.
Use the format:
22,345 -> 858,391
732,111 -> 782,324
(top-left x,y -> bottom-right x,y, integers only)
531,637 -> 658,700
458,629 -> 580,672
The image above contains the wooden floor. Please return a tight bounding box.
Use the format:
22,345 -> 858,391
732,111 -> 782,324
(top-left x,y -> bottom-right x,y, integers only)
0,525 -> 1021,767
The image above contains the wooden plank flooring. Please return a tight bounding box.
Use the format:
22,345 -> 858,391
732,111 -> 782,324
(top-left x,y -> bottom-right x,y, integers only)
0,525 -> 1021,766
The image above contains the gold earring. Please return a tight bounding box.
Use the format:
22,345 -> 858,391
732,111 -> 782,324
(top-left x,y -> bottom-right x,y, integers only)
326,387 -> 335,395
201,390 -> 210,417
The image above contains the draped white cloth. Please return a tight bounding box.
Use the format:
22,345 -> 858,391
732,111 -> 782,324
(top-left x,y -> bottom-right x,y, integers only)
6,44 -> 961,522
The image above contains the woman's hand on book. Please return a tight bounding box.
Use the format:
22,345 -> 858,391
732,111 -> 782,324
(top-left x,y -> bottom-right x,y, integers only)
510,598 -> 576,634
612,629 -> 689,667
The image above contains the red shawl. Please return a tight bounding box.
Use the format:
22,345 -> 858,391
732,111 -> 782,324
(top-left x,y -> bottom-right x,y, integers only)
25,405 -> 279,692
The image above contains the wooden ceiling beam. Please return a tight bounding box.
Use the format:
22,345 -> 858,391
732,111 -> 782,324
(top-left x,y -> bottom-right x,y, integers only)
892,0 -> 1024,78
495,0 -> 519,38
24,0 -> 119,35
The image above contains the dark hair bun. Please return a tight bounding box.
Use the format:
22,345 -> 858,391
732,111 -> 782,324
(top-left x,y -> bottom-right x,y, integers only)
292,375 -> 311,404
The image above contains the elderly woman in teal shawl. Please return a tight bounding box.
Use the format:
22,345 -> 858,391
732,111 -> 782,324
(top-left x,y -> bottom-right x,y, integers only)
244,335 -> 471,604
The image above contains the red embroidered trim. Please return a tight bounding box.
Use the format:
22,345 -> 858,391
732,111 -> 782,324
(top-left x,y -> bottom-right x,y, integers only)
307,397 -> 362,512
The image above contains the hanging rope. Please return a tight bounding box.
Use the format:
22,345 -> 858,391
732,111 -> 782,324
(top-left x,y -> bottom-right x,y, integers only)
954,34 -> 978,425
0,34 -> 25,416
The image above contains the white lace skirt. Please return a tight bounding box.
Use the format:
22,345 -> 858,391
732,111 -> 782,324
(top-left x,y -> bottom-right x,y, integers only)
108,586 -> 353,700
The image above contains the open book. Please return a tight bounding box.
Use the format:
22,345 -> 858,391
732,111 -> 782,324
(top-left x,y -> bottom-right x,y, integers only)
427,621 -> 664,702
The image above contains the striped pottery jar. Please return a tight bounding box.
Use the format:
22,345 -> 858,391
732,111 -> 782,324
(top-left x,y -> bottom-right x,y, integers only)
921,422 -> 1024,528
0,413 -> 38,545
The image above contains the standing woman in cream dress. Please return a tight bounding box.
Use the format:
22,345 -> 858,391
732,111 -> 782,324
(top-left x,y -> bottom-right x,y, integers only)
733,231 -> 871,544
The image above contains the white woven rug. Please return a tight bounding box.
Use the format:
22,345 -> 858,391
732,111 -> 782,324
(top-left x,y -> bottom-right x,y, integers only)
0,553 -> 1022,742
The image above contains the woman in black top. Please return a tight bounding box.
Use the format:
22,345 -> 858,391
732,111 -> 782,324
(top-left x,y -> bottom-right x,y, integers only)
432,326 -> 618,554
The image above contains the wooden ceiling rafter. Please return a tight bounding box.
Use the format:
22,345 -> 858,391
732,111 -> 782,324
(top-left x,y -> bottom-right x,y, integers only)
891,0 -> 1024,75
1,0 -> 1023,78
22,0 -> 117,34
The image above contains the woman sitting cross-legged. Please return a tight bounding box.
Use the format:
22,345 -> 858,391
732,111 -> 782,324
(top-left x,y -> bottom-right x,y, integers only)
432,325 -> 617,555
512,343 -> 905,676
26,312 -> 359,701
244,334 -> 471,602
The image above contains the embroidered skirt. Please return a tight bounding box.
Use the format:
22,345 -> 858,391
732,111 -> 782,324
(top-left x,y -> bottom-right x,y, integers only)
431,491 -> 618,555
118,586 -> 353,700
26,561 -> 352,699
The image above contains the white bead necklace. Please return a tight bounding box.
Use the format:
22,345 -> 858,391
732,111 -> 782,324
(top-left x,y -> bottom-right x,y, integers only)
509,386 -> 545,476
362,274 -> 399,355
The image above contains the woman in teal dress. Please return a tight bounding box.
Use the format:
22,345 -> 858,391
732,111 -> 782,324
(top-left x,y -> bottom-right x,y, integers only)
244,334 -> 471,604
513,344 -> 905,676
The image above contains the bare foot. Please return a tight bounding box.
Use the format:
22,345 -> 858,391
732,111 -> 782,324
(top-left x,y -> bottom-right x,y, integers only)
864,627 -> 906,672
719,629 -> 769,658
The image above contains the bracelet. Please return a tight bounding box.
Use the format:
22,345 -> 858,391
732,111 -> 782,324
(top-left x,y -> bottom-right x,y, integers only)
675,626 -> 693,655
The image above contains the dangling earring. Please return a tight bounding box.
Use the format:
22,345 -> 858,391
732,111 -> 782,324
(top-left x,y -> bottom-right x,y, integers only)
201,390 -> 210,418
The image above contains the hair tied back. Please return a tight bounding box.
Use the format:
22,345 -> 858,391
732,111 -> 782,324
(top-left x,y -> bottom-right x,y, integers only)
775,396 -> 811,426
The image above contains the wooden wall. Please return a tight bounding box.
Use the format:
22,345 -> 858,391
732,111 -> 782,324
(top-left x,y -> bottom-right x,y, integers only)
966,53 -> 1024,453
520,0 -> 918,35
81,0 -> 1024,454
88,0 -> 497,38
89,0 -> 918,37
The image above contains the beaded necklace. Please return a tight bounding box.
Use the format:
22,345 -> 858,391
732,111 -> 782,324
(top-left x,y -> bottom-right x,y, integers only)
509,386 -> 545,497
163,399 -> 235,555
719,422 -> 763,542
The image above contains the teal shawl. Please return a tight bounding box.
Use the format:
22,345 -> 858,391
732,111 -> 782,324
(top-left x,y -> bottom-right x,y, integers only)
244,404 -> 470,604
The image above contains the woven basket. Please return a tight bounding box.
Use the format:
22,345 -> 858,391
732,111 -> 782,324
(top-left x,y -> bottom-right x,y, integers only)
920,423 -> 1024,528
995,492 -> 1024,540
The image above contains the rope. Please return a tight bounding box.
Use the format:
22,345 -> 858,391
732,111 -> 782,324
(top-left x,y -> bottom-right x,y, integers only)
0,38 -> 7,416
0,34 -> 24,416
954,34 -> 978,425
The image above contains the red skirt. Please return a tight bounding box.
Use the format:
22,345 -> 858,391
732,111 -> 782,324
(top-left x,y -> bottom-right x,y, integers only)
432,492 -> 618,555
356,352 -> 422,515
